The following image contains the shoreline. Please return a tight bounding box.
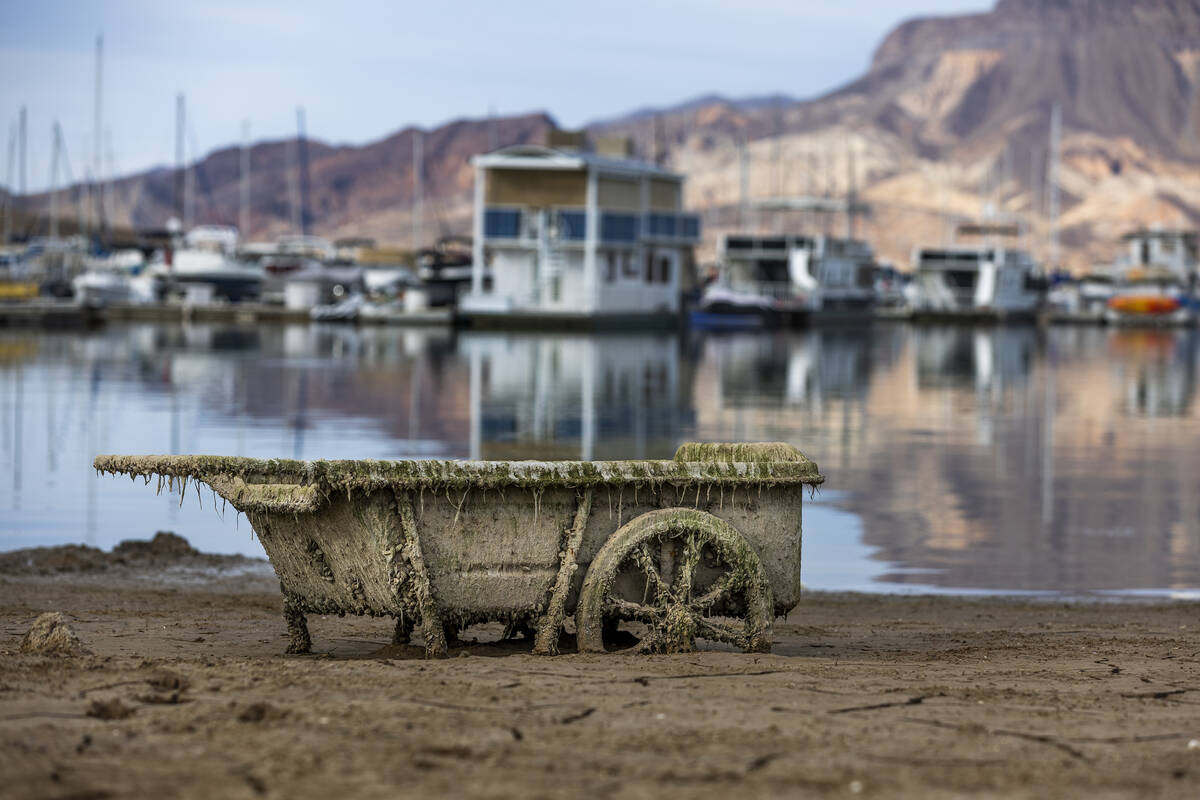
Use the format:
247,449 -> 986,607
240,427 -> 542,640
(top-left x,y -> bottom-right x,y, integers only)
2,538 -> 1198,798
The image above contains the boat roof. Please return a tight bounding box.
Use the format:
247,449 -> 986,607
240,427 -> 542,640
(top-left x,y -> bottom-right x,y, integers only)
472,145 -> 682,181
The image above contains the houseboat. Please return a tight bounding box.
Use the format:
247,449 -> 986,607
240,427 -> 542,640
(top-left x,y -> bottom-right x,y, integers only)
912,245 -> 1043,321
458,137 -> 701,330
694,233 -> 877,328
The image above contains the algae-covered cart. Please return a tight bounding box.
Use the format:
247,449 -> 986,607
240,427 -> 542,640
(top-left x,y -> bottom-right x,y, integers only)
94,442 -> 823,657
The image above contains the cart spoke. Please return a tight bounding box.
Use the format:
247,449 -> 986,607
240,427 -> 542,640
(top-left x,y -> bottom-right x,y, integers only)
632,544 -> 669,600
694,615 -> 750,650
672,533 -> 700,601
604,597 -> 658,623
659,539 -> 675,589
690,572 -> 738,612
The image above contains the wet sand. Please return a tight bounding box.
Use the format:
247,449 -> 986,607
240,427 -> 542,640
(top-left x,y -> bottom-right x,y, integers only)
1,540 -> 1199,799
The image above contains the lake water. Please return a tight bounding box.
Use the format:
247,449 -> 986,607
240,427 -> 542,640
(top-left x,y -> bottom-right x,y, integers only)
2,321 -> 1199,598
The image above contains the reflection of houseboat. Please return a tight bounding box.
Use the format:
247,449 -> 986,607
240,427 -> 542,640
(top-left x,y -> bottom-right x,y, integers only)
1104,229 -> 1197,326
912,245 -> 1043,320
695,233 -> 877,328
459,135 -> 700,330
460,332 -> 685,460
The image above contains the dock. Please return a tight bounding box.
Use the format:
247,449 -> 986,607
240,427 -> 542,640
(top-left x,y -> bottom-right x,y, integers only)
0,301 -> 454,330
0,301 -> 102,329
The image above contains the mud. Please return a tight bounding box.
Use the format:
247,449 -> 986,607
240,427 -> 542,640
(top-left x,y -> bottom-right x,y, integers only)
1,539 -> 1198,799
0,531 -> 257,575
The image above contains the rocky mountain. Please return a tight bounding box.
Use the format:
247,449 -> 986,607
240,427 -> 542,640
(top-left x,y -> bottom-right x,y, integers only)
14,0 -> 1200,271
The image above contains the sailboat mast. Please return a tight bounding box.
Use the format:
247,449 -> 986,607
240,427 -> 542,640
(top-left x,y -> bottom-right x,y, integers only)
174,93 -> 185,223
1047,103 -> 1062,270
737,131 -> 749,230
296,107 -> 311,236
18,106 -> 26,236
49,123 -> 61,240
3,125 -> 14,244
412,129 -> 423,251
93,35 -> 104,238
240,121 -> 251,239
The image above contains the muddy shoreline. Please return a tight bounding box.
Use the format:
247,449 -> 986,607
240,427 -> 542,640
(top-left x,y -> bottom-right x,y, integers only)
2,540 -> 1198,798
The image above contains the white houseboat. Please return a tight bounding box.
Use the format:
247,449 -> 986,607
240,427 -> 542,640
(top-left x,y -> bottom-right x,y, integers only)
458,139 -> 701,329
912,244 -> 1043,320
695,233 -> 877,328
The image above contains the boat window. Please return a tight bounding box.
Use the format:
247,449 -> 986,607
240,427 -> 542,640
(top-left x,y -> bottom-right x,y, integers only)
945,270 -> 977,289
680,214 -> 701,240
556,211 -> 586,241
658,256 -> 672,284
604,252 -> 617,283
646,213 -> 677,238
622,252 -> 638,279
600,213 -> 639,243
484,208 -> 521,238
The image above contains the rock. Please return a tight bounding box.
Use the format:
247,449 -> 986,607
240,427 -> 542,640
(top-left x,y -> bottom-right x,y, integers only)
19,612 -> 91,656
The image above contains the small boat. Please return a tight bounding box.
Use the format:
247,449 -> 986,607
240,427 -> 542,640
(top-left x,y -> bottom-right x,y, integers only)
310,293 -> 365,323
1099,229 -> 1197,326
1105,268 -> 1191,326
150,226 -> 263,303
690,284 -> 779,330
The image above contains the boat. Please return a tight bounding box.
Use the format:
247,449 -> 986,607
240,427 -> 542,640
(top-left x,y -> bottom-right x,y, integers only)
415,236 -> 484,307
690,283 -> 779,330
912,244 -> 1044,320
149,225 -> 263,303
1102,229 -> 1197,326
1106,268 -> 1190,326
458,132 -> 701,330
697,233 -> 878,327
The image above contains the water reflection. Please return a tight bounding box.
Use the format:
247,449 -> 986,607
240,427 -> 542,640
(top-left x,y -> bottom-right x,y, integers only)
1,322 -> 1198,596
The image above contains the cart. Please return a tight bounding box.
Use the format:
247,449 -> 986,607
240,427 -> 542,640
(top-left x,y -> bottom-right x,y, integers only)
94,442 -> 823,657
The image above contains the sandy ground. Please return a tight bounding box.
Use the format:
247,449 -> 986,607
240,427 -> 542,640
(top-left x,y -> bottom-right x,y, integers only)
1,538 -> 1199,799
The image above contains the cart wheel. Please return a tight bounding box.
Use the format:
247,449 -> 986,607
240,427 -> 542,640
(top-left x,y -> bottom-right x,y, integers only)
576,508 -> 773,654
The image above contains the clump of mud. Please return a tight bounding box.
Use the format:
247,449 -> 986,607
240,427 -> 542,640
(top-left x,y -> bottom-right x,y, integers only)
19,612 -> 91,656
0,532 -> 259,575
87,698 -> 135,720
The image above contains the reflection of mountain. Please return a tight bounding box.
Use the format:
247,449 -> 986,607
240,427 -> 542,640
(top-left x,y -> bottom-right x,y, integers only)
692,325 -> 1200,593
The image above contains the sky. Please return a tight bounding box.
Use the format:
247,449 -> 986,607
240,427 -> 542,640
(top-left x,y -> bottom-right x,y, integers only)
1,0 -> 990,192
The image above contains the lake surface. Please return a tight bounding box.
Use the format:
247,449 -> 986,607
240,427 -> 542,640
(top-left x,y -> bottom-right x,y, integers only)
2,321 -> 1199,597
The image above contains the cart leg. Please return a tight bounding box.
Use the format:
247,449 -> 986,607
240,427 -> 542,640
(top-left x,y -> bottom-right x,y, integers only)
283,597 -> 311,655
533,489 -> 594,656
392,615 -> 413,645
397,494 -> 448,659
